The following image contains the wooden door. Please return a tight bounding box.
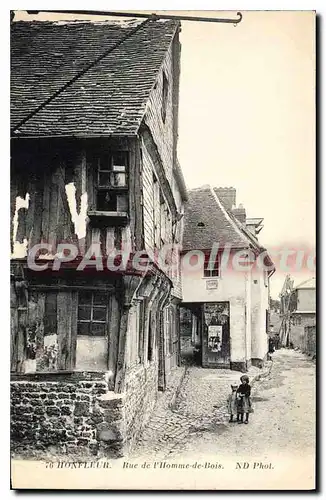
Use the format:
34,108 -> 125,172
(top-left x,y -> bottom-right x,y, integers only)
202,302 -> 230,368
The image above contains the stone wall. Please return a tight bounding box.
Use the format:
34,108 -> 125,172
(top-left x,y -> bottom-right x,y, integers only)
305,325 -> 316,357
290,313 -> 316,351
10,379 -> 125,458
123,361 -> 158,451
11,360 -> 167,459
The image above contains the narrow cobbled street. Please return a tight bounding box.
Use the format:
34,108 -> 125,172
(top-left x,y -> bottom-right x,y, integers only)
132,349 -> 315,461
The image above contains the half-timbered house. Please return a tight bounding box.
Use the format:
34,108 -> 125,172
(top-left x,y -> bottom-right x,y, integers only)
10,18 -> 187,456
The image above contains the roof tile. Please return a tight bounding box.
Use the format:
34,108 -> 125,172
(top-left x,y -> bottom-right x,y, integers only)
182,186 -> 249,251
11,19 -> 179,136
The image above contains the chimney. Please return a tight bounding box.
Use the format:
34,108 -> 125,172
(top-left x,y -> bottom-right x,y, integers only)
215,187 -> 236,210
232,203 -> 246,224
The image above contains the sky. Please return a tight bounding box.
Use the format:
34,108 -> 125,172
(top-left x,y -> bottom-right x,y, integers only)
176,11 -> 316,297
13,10 -> 316,298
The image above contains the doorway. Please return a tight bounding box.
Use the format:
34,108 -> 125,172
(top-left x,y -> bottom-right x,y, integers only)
202,302 -> 230,368
179,304 -> 203,366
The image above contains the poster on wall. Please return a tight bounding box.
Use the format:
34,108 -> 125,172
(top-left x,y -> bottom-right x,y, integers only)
208,325 -> 222,352
204,302 -> 230,327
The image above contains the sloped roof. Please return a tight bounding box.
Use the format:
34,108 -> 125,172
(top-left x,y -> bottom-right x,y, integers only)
182,186 -> 275,272
295,277 -> 316,290
11,19 -> 179,137
182,186 -> 253,251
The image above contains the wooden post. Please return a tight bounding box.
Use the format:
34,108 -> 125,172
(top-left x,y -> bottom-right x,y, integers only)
134,139 -> 145,250
57,291 -> 71,370
114,275 -> 141,393
142,275 -> 161,365
108,292 -> 120,390
157,283 -> 171,391
114,305 -> 129,393
70,291 -> 78,370
10,280 -> 18,372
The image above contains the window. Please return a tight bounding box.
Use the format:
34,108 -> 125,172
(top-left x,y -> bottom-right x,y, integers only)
77,291 -> 109,336
204,254 -> 220,278
161,71 -> 168,123
96,152 -> 128,212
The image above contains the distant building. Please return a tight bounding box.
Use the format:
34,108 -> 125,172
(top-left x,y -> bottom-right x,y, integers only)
180,186 -> 275,371
280,277 -> 316,351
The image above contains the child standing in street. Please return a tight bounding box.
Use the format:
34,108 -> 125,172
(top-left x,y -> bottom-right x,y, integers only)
227,383 -> 239,423
236,375 -> 252,424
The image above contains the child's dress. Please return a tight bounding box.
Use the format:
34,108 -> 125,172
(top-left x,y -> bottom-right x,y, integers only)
227,392 -> 238,416
237,383 -> 252,413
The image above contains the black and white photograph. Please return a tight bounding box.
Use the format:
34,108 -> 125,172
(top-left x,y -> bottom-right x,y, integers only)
9,8 -> 316,490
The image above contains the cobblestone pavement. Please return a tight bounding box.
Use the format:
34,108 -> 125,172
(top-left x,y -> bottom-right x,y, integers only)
131,360 -> 264,460
132,349 -> 315,461
177,348 -> 315,461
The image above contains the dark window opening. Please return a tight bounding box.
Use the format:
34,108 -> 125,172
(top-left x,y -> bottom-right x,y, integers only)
204,255 -> 220,278
44,292 -> 57,336
97,191 -> 118,212
77,290 -> 109,337
197,222 -> 205,227
161,72 -> 168,123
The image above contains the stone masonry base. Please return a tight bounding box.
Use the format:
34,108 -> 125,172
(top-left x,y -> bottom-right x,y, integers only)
11,362 -> 160,459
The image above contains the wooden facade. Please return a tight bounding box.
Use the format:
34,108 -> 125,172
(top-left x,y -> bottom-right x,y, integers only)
10,26 -> 187,397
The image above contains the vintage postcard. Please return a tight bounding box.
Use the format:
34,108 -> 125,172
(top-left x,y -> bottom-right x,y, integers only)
10,9 -> 316,490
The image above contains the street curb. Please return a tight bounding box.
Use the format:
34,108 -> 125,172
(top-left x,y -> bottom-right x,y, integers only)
168,365 -> 187,410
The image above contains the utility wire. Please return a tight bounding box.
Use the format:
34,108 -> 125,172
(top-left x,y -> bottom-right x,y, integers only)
11,15 -> 154,134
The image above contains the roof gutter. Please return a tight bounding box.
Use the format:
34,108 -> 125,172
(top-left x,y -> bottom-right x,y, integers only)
174,160 -> 188,202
